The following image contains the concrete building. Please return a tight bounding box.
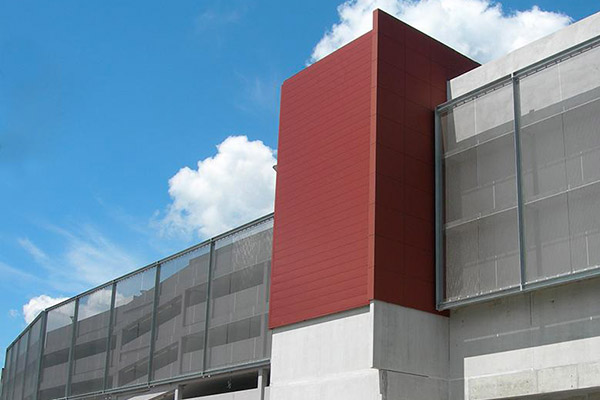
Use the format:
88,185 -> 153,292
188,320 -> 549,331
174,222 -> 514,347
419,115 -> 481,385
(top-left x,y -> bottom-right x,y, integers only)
2,8 -> 600,400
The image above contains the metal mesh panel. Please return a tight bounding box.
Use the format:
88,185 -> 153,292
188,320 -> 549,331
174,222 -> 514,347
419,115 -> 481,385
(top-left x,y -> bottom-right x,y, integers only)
107,267 -> 156,389
568,183 -> 600,272
8,338 -> 28,399
13,332 -> 29,400
438,42 -> 600,306
0,348 -> 7,400
23,318 -> 43,400
70,286 -> 113,396
151,245 -> 210,381
2,345 -> 14,400
2,216 -> 273,398
520,44 -> 600,283
445,208 -> 520,300
206,220 -> 273,370
39,301 -> 76,400
441,83 -> 520,301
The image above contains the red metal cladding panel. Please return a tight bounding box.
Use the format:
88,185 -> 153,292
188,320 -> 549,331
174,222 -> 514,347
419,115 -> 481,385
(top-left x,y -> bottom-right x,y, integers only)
270,9 -> 479,328
371,10 -> 479,313
269,33 -> 374,329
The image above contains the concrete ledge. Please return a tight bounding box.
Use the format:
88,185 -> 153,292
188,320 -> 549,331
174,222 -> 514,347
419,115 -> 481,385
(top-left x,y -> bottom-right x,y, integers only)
269,369 -> 381,400
449,11 -> 600,98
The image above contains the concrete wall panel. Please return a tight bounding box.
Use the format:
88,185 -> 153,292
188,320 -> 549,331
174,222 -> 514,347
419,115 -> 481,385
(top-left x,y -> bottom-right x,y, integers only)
373,301 -> 448,379
382,370 -> 448,400
269,306 -> 381,400
449,278 -> 600,400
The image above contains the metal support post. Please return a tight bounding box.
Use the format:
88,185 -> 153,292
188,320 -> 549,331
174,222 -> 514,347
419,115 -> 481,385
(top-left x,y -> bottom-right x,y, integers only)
66,299 -> 80,398
257,369 -> 266,400
20,328 -> 32,398
147,263 -> 162,383
434,110 -> 444,308
103,282 -> 118,390
34,312 -> 47,400
202,241 -> 216,373
512,76 -> 527,288
173,384 -> 183,400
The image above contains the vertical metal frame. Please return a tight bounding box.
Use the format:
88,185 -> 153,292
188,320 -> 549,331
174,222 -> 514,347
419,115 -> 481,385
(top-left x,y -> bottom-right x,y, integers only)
17,335 -> 26,400
202,241 -> 216,373
103,282 -> 117,390
34,312 -> 47,400
434,109 -> 444,309
147,263 -> 162,382
261,259 -> 271,359
65,298 -> 80,397
512,76 -> 527,288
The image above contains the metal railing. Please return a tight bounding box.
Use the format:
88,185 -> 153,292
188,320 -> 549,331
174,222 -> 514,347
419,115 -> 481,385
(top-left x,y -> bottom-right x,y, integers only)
1,213 -> 273,400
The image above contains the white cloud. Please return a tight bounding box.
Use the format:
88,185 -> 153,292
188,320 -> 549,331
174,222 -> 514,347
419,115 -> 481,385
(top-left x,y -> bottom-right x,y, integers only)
310,0 -> 572,63
8,309 -> 19,318
162,135 -> 276,238
23,295 -> 68,324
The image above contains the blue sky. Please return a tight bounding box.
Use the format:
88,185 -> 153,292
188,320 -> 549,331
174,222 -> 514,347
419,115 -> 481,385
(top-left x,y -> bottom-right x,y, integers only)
0,0 -> 598,364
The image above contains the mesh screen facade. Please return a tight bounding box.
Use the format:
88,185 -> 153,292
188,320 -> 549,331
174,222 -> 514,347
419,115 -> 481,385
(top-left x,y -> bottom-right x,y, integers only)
39,302 -> 76,400
71,287 -> 112,396
206,224 -> 272,370
23,319 -> 43,400
151,245 -> 210,381
1,215 -> 273,400
437,38 -> 600,306
441,83 -> 520,302
107,267 -> 156,390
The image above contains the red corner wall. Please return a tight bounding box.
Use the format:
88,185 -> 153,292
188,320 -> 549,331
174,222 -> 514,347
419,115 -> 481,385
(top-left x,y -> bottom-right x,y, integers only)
270,10 -> 478,329
369,11 -> 478,312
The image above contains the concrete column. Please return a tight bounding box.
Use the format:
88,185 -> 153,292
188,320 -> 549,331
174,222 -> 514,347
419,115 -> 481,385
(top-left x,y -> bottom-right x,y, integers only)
174,384 -> 183,400
258,369 -> 266,400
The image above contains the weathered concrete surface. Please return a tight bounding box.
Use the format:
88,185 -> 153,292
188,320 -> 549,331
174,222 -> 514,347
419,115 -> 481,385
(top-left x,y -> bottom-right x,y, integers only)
373,300 -> 449,382
269,301 -> 449,400
269,279 -> 600,400
269,306 -> 381,400
381,370 -> 448,400
186,388 -> 261,400
373,301 -> 449,399
449,278 -> 600,400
